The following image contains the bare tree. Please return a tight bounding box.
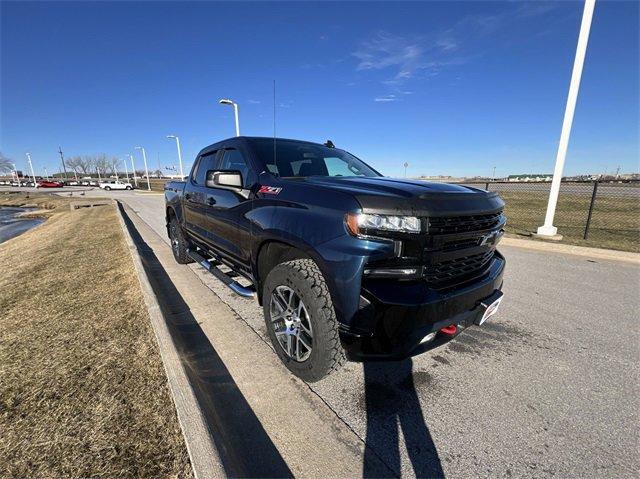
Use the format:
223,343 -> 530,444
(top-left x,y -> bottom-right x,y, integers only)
108,157 -> 120,175
0,152 -> 13,173
94,155 -> 110,177
65,156 -> 82,174
76,156 -> 91,175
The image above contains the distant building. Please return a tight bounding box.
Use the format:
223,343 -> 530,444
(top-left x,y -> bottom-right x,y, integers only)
507,174 -> 553,182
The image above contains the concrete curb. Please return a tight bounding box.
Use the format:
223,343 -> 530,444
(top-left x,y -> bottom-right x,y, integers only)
115,201 -> 224,479
502,235 -> 640,264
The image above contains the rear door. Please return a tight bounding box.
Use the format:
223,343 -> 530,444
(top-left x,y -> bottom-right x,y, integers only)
183,150 -> 219,241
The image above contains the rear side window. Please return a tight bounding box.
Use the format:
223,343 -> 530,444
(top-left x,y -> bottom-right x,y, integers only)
192,151 -> 217,185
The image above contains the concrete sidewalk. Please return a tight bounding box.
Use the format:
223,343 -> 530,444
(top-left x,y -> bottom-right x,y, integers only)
117,201 -> 390,478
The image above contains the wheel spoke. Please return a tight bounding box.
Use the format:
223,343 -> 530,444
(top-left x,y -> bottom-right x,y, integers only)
295,334 -> 301,361
298,331 -> 311,352
273,290 -> 289,314
286,333 -> 293,357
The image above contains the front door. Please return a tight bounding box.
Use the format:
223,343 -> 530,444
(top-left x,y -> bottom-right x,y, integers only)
203,147 -> 255,266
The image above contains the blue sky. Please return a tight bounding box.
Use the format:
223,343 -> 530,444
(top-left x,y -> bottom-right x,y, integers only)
1,1 -> 638,178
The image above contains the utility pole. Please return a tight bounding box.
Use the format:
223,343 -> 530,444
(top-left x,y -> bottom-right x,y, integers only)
537,0 -> 596,238
123,158 -> 130,182
492,166 -> 496,181
58,146 -> 69,180
26,153 -> 36,186
129,154 -> 138,187
166,135 -> 185,178
135,146 -> 151,190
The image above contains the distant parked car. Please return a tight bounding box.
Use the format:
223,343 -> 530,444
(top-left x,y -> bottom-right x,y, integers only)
99,180 -> 133,191
36,180 -> 64,188
68,180 -> 79,186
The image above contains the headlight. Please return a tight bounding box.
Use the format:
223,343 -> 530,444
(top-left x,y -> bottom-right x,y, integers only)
345,213 -> 421,236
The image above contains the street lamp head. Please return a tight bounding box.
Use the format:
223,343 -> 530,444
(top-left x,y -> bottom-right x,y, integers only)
135,146 -> 142,150
219,98 -> 235,106
166,135 -> 176,139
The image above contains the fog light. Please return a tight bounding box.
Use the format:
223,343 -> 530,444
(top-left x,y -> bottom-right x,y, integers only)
363,268 -> 418,277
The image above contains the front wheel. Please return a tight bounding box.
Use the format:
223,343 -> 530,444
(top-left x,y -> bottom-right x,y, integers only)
263,259 -> 345,382
104,186 -> 111,191
126,186 -> 132,190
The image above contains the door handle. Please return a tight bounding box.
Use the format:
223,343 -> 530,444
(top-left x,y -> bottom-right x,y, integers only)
185,193 -> 192,201
206,197 -> 216,206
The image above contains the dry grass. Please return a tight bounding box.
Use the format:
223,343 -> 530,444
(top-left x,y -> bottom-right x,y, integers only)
0,193 -> 192,478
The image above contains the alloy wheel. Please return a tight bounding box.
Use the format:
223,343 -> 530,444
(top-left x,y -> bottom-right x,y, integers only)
270,285 -> 313,361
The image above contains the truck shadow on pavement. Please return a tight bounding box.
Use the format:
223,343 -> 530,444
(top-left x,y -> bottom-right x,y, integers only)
119,204 -> 293,478
363,359 -> 445,478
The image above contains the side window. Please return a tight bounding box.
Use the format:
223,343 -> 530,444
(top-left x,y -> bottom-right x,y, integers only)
219,149 -> 252,187
191,157 -> 201,183
194,151 -> 217,185
324,157 -> 357,176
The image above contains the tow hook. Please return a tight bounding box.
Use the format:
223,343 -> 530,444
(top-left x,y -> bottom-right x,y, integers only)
439,324 -> 458,336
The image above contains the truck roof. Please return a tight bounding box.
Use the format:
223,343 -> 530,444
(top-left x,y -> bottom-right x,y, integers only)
198,136 -> 330,156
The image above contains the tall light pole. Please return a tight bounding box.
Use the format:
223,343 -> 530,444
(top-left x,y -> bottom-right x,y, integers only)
44,167 -> 49,180
135,146 -> 151,191
129,154 -> 138,187
123,157 -> 130,183
537,0 -> 596,238
492,166 -> 496,181
403,162 -> 408,178
166,135 -> 185,178
12,163 -> 18,184
26,153 -> 36,185
219,98 -> 240,136
58,146 -> 69,180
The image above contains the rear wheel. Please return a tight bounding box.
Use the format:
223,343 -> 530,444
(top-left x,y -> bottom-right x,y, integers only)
263,259 -> 345,382
104,186 -> 111,191
168,216 -> 193,264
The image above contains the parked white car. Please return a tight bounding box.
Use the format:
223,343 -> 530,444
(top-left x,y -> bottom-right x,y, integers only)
99,180 -> 133,191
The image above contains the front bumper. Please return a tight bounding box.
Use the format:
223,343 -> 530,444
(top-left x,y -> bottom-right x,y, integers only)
340,251 -> 506,360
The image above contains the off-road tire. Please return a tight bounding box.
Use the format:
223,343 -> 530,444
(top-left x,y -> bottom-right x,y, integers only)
169,216 -> 193,264
263,259 -> 345,382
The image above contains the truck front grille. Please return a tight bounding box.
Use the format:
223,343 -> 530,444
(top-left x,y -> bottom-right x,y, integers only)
424,250 -> 495,287
427,212 -> 504,234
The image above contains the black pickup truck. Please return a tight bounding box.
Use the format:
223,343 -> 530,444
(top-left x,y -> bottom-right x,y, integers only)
165,136 -> 505,381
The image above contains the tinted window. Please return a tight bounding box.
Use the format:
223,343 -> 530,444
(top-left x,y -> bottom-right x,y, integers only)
193,151 -> 217,185
250,139 -> 379,178
219,149 -> 252,187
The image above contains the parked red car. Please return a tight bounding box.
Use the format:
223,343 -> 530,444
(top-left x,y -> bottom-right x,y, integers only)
36,180 -> 64,188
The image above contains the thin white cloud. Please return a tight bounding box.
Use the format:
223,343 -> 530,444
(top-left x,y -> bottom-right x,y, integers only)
373,94 -> 398,103
352,3 -> 560,87
247,99 -> 261,104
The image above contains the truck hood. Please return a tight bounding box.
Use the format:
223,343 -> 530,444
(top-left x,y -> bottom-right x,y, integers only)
290,176 -> 504,217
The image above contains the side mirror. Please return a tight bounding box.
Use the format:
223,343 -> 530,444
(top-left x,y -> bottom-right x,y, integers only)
206,170 -> 243,188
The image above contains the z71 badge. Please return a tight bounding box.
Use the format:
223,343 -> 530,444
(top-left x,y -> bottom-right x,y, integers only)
258,185 -> 282,195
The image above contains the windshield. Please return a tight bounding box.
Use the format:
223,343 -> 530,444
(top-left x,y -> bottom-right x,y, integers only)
250,138 -> 380,178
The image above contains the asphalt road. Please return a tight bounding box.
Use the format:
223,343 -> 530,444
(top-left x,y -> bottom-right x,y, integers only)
88,190 -> 640,477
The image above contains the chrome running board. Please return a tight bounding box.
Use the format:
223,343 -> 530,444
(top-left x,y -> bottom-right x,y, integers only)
187,249 -> 256,299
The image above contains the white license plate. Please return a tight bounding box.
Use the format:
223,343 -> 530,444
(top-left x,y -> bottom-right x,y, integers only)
478,296 -> 503,325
